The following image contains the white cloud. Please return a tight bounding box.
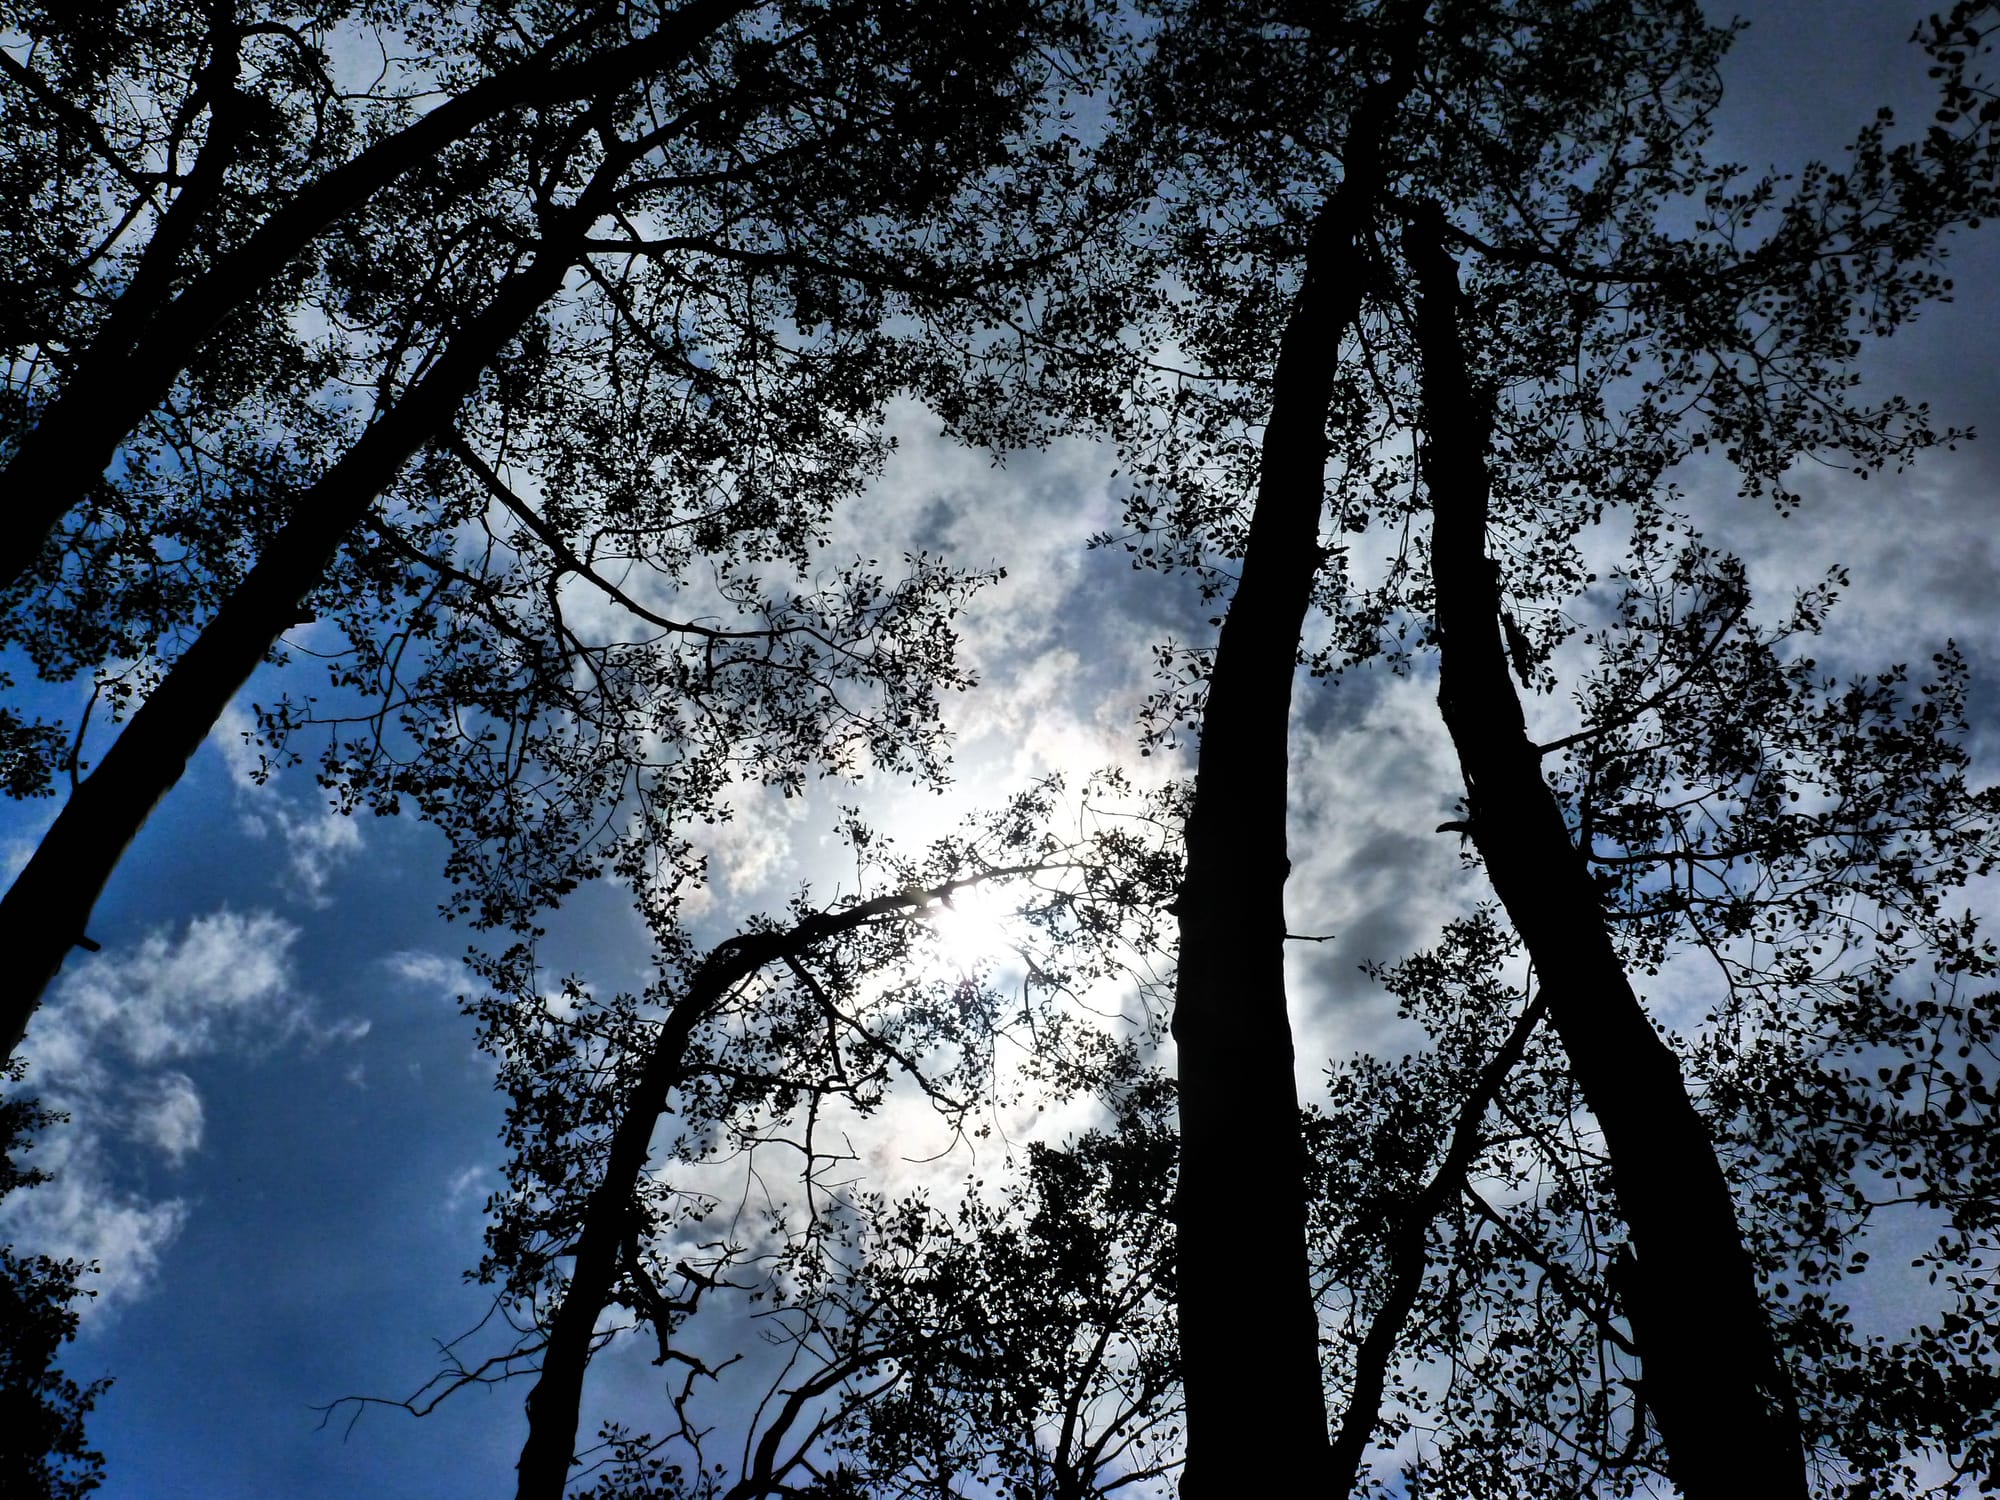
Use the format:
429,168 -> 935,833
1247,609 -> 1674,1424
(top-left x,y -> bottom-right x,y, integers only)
214,702 -> 366,907
309,1013 -> 372,1048
4,909 -> 363,1315
442,1164 -> 488,1217
385,949 -> 463,997
697,782 -> 812,900
273,805 -> 364,907
1284,674 -> 1488,1081
0,1138 -> 190,1306
28,910 -> 306,1076
213,701 -> 269,790
127,1072 -> 204,1166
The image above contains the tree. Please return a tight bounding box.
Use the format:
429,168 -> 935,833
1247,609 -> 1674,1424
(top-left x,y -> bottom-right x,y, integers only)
821,1082 -> 1182,1500
1101,0 -> 1998,1491
0,0 -> 750,595
0,0 -> 766,816
13,5 -> 2000,1495
560,1057 -> 1183,1500
1405,204 -> 1802,1495
1118,8 -> 1431,1483
0,1062 -> 109,1500
322,775 -> 1185,1498
1302,636 -> 2000,1489
0,0 -> 1114,1059
451,5 -> 1998,1490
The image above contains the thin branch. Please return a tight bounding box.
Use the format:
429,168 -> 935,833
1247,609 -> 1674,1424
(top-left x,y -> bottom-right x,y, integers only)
1537,597 -> 1750,759
446,432 -> 792,644
0,46 -> 160,193
1460,1183 -> 1639,1357
1328,988 -> 1551,1496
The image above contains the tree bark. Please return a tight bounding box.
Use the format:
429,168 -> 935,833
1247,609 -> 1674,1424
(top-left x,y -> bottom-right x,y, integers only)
0,143 -> 637,1062
0,0 -> 745,594
1403,201 -> 1807,1500
1170,35 -> 1421,1494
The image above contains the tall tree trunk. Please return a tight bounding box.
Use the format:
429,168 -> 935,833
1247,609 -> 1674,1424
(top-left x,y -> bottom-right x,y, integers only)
0,145 -> 635,1062
1403,202 -> 1807,1500
1170,37 -> 1420,1493
0,0 -> 744,594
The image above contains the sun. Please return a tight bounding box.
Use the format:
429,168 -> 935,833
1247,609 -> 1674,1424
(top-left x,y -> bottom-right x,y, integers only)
926,880 -> 1017,974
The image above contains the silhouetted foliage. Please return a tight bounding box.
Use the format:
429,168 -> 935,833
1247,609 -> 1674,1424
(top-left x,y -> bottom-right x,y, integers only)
8,4 -> 2000,1498
1091,0 -> 2000,1492
321,774 -> 1185,1499
0,1063 -> 107,1500
0,0 -> 1122,1056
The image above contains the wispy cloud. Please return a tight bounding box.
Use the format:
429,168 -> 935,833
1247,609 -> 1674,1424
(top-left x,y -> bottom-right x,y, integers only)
441,1164 -> 488,1217
216,702 -> 366,906
383,949 -> 463,997
3,909 -> 365,1313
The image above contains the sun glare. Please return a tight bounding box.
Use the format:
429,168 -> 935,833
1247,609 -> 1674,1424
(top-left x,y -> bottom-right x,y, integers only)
926,880 -> 1018,974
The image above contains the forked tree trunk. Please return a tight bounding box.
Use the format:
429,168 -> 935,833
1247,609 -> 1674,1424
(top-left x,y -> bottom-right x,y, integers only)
1169,40 -> 1420,1493
1403,202 -> 1807,1500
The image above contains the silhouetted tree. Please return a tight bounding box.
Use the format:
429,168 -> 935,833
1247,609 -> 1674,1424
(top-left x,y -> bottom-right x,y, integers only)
0,0 -> 750,596
1102,0 -> 1999,1491
322,775 -> 1184,1499
0,1063 -> 108,1500
0,0 -> 1115,1059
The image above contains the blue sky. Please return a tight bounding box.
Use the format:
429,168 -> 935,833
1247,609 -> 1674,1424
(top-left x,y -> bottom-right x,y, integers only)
5,2 -> 2000,1495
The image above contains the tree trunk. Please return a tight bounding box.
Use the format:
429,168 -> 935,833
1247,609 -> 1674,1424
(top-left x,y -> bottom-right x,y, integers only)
0,155 -> 630,1062
1170,40 -> 1420,1493
511,943 -> 754,1500
513,882 -> 973,1500
0,0 -> 744,593
1403,202 -> 1807,1500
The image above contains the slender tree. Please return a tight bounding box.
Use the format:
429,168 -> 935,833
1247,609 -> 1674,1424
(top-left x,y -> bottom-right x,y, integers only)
1406,201 -> 1802,1495
1114,1 -> 1722,1485
560,1069 -> 1183,1500
1106,0 -> 1999,1489
1154,12 -> 1428,1484
322,776 -> 1184,1498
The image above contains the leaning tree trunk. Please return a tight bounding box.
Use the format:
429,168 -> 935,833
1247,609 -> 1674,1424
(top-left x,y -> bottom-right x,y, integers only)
1403,202 -> 1807,1500
1168,41 -> 1420,1494
0,141 -> 638,1062
512,923 -> 820,1500
509,877 -> 1018,1500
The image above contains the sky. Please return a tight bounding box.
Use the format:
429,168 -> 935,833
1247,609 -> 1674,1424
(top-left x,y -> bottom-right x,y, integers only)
4,3 -> 1999,1496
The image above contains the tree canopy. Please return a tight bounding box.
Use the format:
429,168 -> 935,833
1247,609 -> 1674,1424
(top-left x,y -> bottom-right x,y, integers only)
0,0 -> 1121,1056
3,2 -> 1998,1497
